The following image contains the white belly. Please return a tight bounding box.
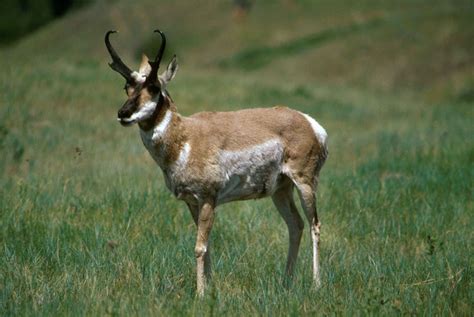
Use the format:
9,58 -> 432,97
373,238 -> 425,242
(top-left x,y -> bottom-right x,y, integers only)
216,139 -> 284,204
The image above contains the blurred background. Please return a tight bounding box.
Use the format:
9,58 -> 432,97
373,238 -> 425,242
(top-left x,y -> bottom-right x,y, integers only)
0,1 -> 472,315
1,0 -> 472,99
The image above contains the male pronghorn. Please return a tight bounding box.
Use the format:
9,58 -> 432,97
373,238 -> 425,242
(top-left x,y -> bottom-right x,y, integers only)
105,30 -> 328,296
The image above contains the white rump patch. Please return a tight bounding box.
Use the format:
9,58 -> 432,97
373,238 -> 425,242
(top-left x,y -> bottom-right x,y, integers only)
299,112 -> 327,145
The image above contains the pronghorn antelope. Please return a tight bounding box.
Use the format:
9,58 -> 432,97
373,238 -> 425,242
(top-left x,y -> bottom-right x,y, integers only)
105,29 -> 328,296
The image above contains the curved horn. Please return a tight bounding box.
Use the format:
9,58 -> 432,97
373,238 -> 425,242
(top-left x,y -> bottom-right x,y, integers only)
146,29 -> 166,84
105,30 -> 133,82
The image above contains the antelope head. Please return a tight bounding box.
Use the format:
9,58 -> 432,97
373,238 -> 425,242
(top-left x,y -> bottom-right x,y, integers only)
105,30 -> 178,127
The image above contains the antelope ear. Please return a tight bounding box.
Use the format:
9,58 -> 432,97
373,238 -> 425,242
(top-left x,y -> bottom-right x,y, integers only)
138,54 -> 151,76
159,55 -> 178,85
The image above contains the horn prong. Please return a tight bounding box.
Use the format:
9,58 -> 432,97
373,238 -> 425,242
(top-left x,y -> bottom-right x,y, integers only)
145,29 -> 167,85
105,30 -> 133,82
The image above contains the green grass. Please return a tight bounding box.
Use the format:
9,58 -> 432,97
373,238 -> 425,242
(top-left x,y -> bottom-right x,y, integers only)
1,0 -> 473,315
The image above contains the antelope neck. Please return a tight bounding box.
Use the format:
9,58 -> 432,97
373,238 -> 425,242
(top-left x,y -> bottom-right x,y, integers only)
138,94 -> 167,131
138,97 -> 187,171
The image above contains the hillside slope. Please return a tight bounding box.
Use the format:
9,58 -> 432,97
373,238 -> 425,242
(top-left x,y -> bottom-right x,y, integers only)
2,0 -> 472,100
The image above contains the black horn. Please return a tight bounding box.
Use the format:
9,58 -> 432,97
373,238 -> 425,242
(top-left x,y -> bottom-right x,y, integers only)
105,30 -> 133,82
146,29 -> 166,85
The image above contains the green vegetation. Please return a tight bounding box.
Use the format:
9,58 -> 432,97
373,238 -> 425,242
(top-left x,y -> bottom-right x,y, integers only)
0,0 -> 92,45
0,0 -> 472,315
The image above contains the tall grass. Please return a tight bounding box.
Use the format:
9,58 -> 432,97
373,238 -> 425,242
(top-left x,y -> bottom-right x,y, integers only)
1,61 -> 472,315
1,0 -> 473,315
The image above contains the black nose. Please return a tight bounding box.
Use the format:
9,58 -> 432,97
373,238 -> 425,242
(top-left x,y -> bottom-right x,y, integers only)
117,100 -> 135,119
117,108 -> 130,119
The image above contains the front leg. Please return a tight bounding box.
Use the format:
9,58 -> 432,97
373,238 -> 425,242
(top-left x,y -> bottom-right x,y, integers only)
194,200 -> 215,296
186,202 -> 212,279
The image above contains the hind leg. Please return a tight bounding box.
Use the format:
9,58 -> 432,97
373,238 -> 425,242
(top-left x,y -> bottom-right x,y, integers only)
295,182 -> 322,287
271,181 -> 304,278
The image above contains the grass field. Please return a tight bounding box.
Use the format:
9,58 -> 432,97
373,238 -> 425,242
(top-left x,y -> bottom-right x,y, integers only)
1,0 -> 473,315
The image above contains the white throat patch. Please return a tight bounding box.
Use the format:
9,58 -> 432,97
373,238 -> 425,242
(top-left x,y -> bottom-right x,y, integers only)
175,142 -> 191,169
152,110 -> 173,142
139,110 -> 174,166
120,98 -> 158,124
126,100 -> 158,124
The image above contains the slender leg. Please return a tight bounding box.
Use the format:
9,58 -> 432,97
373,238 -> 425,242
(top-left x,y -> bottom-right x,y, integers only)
186,203 -> 212,279
272,184 -> 304,279
194,200 -> 215,296
296,183 -> 322,287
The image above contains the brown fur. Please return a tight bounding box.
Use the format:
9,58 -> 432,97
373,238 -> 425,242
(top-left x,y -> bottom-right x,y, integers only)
113,54 -> 328,296
174,106 -> 325,186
